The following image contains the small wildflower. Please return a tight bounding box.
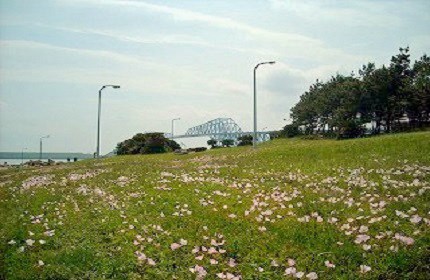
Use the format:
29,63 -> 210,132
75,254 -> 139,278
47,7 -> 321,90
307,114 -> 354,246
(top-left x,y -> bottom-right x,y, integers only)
360,265 -> 371,274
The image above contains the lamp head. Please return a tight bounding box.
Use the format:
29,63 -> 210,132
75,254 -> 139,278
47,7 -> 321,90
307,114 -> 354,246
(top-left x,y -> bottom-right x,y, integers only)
112,85 -> 120,89
268,61 -> 276,64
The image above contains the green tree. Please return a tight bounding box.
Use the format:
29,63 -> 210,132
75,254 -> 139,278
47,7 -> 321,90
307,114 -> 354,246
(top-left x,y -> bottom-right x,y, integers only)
116,133 -> 180,155
282,123 -> 300,138
289,46 -> 429,138
221,139 -> 234,147
409,54 -> 430,126
207,139 -> 218,148
388,46 -> 413,131
237,135 -> 253,146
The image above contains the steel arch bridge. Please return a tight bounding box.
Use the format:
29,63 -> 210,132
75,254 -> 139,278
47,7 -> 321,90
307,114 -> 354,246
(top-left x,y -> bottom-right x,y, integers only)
170,118 -> 271,143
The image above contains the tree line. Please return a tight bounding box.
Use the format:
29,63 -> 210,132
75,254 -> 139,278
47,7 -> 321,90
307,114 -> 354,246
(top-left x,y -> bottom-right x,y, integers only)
286,47 -> 430,138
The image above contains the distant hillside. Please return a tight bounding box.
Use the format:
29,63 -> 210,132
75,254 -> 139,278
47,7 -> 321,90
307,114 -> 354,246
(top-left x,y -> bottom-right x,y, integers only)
0,152 -> 93,160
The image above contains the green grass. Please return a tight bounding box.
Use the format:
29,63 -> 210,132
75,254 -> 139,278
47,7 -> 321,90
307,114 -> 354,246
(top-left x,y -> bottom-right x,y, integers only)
1,132 -> 429,279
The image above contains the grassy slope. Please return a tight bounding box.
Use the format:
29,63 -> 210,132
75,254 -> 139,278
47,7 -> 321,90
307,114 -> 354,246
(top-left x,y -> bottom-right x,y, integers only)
0,132 -> 429,279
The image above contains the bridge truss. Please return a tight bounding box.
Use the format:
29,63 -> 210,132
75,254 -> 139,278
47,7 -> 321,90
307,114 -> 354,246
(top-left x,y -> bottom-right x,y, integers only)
171,118 -> 270,143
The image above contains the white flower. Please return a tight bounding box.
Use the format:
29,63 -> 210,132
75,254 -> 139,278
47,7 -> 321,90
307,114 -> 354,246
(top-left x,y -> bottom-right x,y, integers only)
359,225 -> 369,233
38,260 -> 44,266
147,258 -> 156,266
390,245 -> 399,252
394,233 -> 415,245
170,243 -> 181,250
44,230 -> 55,237
228,258 -> 237,267
191,246 -> 200,254
306,272 -> 318,279
285,267 -> 297,275
190,265 -> 207,278
270,259 -> 279,267
410,215 -> 422,224
135,251 -> 146,261
355,234 -> 370,244
324,260 -> 335,268
208,247 -> 218,254
360,265 -> 371,273
287,258 -> 296,267
26,239 -> 35,246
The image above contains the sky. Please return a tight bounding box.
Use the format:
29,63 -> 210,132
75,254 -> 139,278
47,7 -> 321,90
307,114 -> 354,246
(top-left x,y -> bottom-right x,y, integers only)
0,0 -> 429,154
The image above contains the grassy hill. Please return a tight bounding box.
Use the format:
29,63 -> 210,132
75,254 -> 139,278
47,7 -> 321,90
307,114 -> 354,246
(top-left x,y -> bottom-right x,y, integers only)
1,132 -> 429,279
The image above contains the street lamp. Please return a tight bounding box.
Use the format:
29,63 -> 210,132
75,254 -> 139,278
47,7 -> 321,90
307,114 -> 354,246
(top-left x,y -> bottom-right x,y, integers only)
39,135 -> 50,161
96,85 -> 120,158
171,118 -> 180,139
22,147 -> 27,165
253,61 -> 275,148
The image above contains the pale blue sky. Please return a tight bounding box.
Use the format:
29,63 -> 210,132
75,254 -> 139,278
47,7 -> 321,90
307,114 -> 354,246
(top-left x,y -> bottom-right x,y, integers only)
1,0 -> 429,153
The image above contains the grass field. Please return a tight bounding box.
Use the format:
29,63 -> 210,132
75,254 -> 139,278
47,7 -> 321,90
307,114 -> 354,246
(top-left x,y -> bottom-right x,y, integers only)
1,132 -> 429,279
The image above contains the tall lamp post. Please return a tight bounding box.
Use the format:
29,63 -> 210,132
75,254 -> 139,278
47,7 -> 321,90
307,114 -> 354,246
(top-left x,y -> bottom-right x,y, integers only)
253,61 -> 275,148
96,85 -> 120,158
39,135 -> 50,160
171,118 -> 180,139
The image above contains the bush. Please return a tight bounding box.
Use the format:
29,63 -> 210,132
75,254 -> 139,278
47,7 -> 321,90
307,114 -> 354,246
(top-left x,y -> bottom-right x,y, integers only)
337,121 -> 366,139
282,124 -> 301,138
188,147 -> 207,152
221,139 -> 234,147
116,133 -> 180,155
237,135 -> 253,146
207,139 -> 219,149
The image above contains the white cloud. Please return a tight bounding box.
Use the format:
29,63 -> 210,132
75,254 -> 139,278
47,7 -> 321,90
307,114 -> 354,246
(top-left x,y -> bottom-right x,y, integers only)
0,39 -> 138,64
61,0 -> 362,63
268,0 -> 404,27
68,26 -> 277,56
69,0 -> 319,44
0,40 -> 219,97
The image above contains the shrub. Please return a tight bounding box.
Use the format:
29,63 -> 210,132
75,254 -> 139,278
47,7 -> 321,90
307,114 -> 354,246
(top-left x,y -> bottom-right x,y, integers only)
337,120 -> 366,139
237,135 -> 253,146
221,139 -> 234,147
207,139 -> 218,148
116,133 -> 180,155
282,124 -> 301,138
